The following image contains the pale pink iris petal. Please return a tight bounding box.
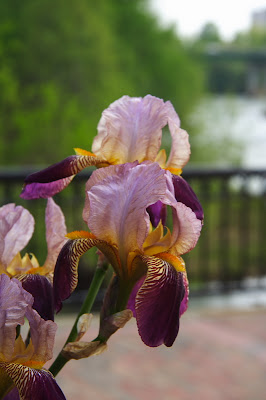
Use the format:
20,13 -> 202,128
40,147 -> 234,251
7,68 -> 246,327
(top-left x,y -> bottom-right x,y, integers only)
164,101 -> 191,170
163,171 -> 202,254
92,95 -> 167,164
86,163 -> 166,266
25,307 -> 57,363
0,275 -> 33,361
43,198 -> 67,271
0,204 -> 34,269
82,162 -> 138,222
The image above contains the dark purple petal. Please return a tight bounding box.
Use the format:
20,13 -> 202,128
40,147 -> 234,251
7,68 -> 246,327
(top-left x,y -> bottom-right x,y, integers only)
24,156 -> 87,183
172,175 -> 204,221
18,274 -> 54,321
20,178 -> 74,199
179,273 -> 189,316
0,363 -> 66,400
135,256 -> 185,347
21,154 -> 104,199
53,238 -> 96,313
147,201 -> 167,227
127,276 -> 145,317
3,387 -> 20,400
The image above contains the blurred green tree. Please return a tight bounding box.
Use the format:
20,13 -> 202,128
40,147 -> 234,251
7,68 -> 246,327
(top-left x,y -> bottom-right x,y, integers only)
0,0 -> 203,166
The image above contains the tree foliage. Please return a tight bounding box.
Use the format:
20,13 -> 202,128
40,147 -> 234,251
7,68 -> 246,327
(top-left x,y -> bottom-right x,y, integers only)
0,0 -> 203,166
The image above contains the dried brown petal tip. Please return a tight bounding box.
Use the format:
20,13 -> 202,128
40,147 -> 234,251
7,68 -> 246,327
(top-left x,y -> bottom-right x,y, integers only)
76,313 -> 93,341
99,309 -> 133,340
62,341 -> 107,360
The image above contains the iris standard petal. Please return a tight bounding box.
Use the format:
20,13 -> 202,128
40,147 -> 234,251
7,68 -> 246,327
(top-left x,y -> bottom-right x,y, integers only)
85,163 -> 166,268
0,275 -> 33,361
92,95 -> 168,164
25,307 -> 57,363
165,101 -> 191,172
18,274 -> 54,321
0,205 -> 34,269
162,172 -> 202,254
21,154 -> 104,199
171,202 -> 202,254
53,234 -> 119,312
43,198 -> 67,271
82,162 -> 138,222
0,363 -> 66,400
135,255 -> 185,347
172,175 -> 204,221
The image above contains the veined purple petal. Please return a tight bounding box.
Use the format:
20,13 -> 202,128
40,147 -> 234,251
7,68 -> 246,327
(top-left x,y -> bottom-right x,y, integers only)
53,238 -> 97,312
127,276 -> 145,317
0,363 -> 66,400
20,177 -> 74,199
2,387 -> 20,400
21,154 -> 104,199
19,274 -> 54,321
147,201 -> 167,227
53,236 -> 119,312
135,256 -> 185,347
0,204 -> 34,268
172,175 -> 204,221
180,272 -> 189,316
24,156 -> 92,183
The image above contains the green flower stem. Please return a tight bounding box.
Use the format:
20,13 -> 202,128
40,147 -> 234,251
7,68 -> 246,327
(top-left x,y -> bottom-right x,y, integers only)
49,260 -> 109,377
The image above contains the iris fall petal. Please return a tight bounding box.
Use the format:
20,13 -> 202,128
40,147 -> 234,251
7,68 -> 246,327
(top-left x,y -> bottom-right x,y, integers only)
18,274 -> 54,321
0,363 -> 66,400
135,256 -> 185,347
21,155 -> 105,199
53,235 -> 120,312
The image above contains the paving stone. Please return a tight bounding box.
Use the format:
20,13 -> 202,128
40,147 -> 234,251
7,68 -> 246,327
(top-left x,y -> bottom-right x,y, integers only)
48,306 -> 266,400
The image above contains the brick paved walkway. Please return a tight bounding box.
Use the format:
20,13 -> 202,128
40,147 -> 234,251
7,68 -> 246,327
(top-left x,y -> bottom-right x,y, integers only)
47,304 -> 266,400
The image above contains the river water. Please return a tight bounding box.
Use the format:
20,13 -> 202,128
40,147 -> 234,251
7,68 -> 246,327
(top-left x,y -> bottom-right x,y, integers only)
189,95 -> 266,168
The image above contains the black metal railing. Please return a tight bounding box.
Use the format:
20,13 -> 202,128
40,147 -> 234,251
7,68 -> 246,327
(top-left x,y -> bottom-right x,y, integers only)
1,167 -> 266,294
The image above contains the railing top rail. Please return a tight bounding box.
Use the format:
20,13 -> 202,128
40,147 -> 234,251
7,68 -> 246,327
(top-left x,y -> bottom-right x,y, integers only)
0,166 -> 266,181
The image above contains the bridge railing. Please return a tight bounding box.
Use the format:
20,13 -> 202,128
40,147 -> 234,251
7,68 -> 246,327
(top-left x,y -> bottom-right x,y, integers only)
1,167 -> 266,295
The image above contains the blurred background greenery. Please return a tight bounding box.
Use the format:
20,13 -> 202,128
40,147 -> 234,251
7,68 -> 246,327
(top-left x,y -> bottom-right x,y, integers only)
0,0 -> 203,165
1,0 -> 265,167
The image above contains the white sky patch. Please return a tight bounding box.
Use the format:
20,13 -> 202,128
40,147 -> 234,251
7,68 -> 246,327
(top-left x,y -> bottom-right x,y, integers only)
150,0 -> 266,40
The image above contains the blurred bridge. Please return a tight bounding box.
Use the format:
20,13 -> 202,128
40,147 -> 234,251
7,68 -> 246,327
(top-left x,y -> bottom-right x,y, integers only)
203,45 -> 266,94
